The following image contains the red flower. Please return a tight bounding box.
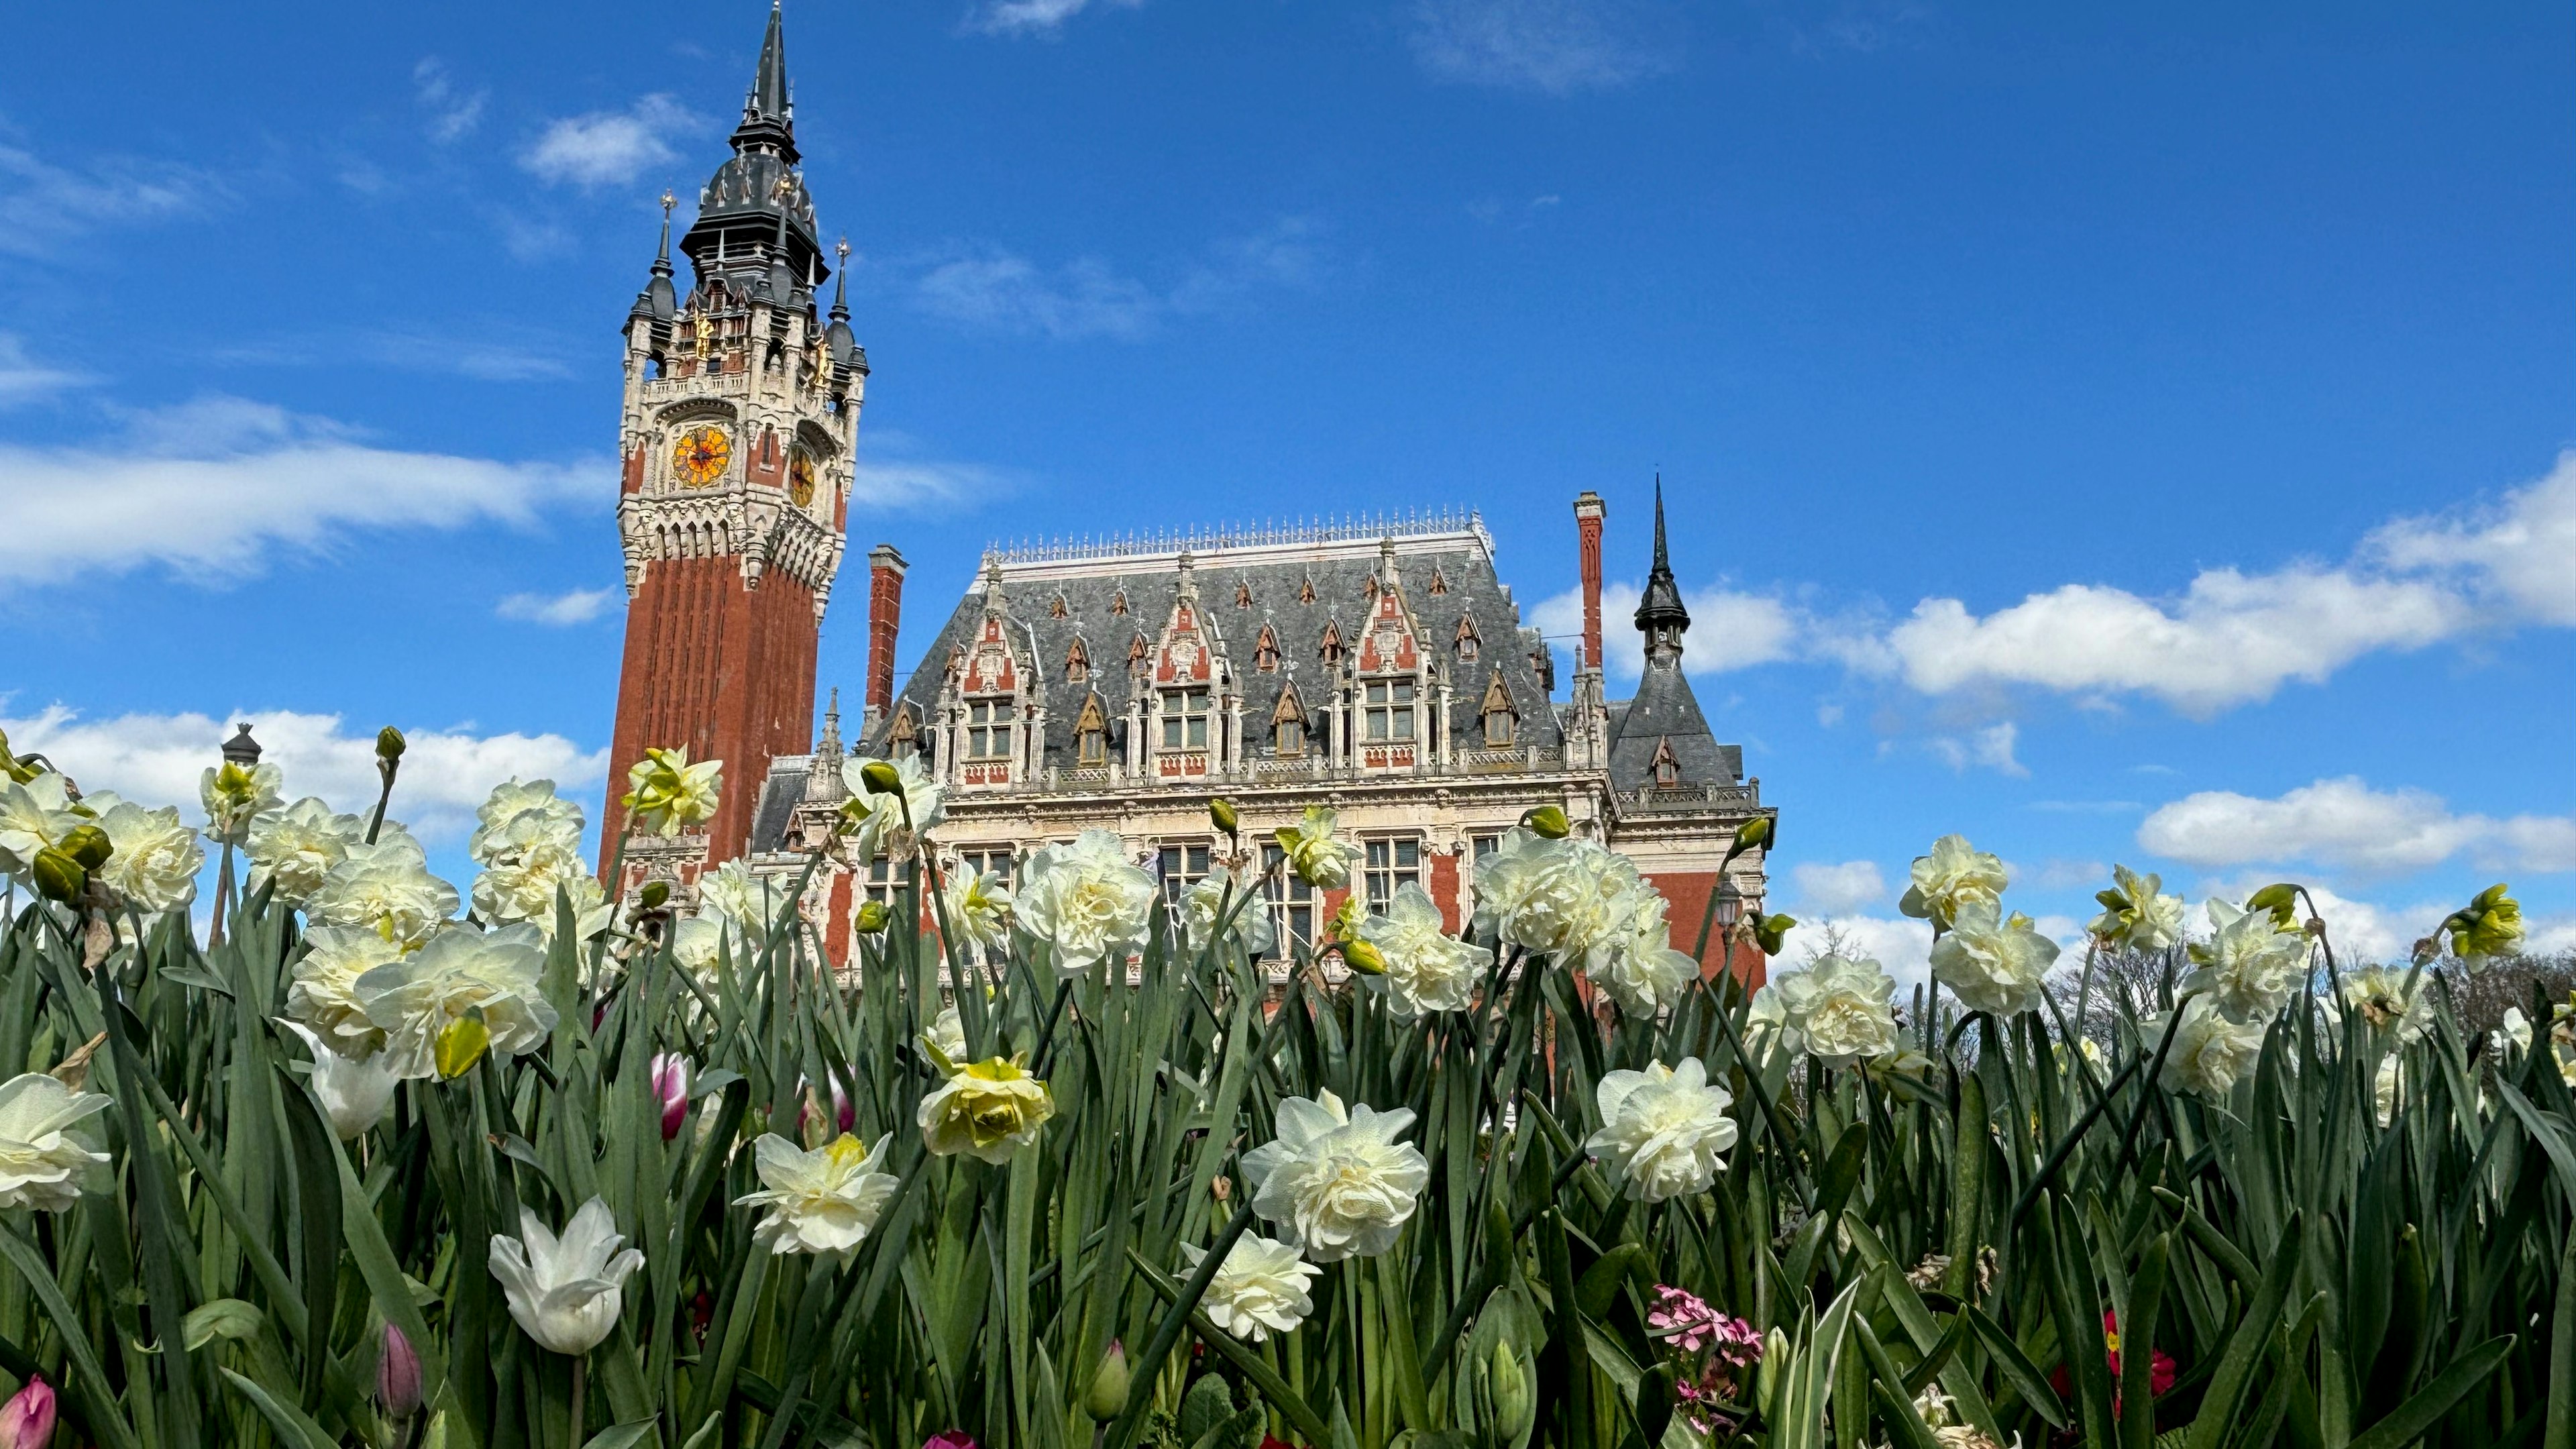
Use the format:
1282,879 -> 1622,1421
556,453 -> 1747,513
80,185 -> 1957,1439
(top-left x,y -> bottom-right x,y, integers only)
2049,1310 -> 2176,1417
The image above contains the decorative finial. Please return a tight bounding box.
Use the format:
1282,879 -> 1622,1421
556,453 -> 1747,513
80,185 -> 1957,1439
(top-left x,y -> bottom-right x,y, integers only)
661,189 -> 676,215
836,235 -> 850,262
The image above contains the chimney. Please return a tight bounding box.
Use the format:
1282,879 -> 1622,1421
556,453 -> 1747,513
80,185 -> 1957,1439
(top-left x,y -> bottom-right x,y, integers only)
864,543 -> 906,733
1572,492 -> 1605,672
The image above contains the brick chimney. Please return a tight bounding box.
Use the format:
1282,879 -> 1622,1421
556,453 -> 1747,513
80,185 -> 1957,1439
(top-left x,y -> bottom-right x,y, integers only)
863,543 -> 907,735
1572,492 -> 1605,672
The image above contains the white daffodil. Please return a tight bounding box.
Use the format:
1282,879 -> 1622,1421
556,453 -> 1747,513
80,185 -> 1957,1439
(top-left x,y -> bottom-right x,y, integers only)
1585,1057 -> 1737,1203
1182,865 -> 1278,960
2184,899 -> 2309,1024
840,752 -> 947,857
1014,830 -> 1158,979
286,925 -> 408,1058
1242,1089 -> 1430,1263
354,924 -> 557,1081
468,779 -> 584,865
1590,885 -> 1702,1017
1273,806 -> 1359,890
735,1132 -> 902,1256
471,818 -> 610,942
2374,1055 -> 2402,1128
309,837 -> 459,949
1746,954 -> 1900,1067
199,760 -> 283,846
275,1019 -> 397,1140
918,1057 -> 1057,1163
2087,864 -> 2186,954
488,1197 -> 643,1356
0,1073 -> 113,1212
2332,966 -> 2432,1044
1899,835 -> 2008,931
622,748 -> 722,839
668,915 -> 740,999
87,796 -> 204,916
1468,826 -> 1562,942
1929,899 -> 2060,1017
2148,997 -> 2267,1102
941,868 -> 1014,957
1180,1236 -> 1321,1342
1354,883 -> 1492,1018
0,771 -> 82,883
245,798 -> 368,908
696,858 -> 784,945
926,1004 -> 969,1065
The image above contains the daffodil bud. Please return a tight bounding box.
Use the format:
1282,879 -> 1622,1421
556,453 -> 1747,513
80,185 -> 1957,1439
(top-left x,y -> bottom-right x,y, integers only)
1082,1340 -> 1130,1421
1340,938 -> 1389,976
639,880 -> 670,910
1753,912 -> 1797,956
2449,883 -> 2524,960
1489,1339 -> 1534,1442
855,900 -> 892,934
375,726 -> 407,762
1733,816 -> 1772,851
1520,804 -> 1570,840
435,1015 -> 491,1079
859,759 -> 903,796
58,824 -> 111,871
30,849 -> 84,905
1209,797 -> 1240,835
2245,883 -> 2300,928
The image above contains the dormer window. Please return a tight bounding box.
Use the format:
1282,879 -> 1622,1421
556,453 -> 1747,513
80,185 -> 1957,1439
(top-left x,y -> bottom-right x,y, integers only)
1049,594 -> 1068,619
1110,589 -> 1130,616
1128,631 -> 1150,670
1363,678 -> 1416,741
1271,688 -> 1307,755
1651,737 -> 1680,788
1428,567 -> 1450,596
1454,613 -> 1481,662
1253,625 -> 1281,673
1235,580 -> 1252,608
1064,637 -> 1091,685
1298,575 -> 1316,604
1160,688 -> 1211,750
1319,621 -> 1345,669
1479,669 -> 1515,747
1075,694 -> 1109,765
966,698 -> 1015,759
887,706 -> 920,759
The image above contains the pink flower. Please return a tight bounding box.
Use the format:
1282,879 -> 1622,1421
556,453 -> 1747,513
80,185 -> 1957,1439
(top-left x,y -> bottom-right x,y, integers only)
650,1053 -> 692,1140
377,1324 -> 423,1417
922,1435 -> 978,1449
0,1375 -> 55,1449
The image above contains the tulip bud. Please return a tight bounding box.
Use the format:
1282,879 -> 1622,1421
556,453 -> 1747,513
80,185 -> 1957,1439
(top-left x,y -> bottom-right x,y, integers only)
58,824 -> 111,871
1733,816 -> 1772,851
855,900 -> 892,934
1083,1340 -> 1131,1421
376,727 -> 408,762
1209,798 -> 1240,835
435,1015 -> 491,1079
859,760 -> 903,796
376,1325 -> 423,1417
1340,938 -> 1389,976
639,879 -> 671,910
29,849 -> 84,905
650,1053 -> 691,1140
0,1373 -> 56,1449
1519,805 -> 1570,840
1489,1340 -> 1534,1442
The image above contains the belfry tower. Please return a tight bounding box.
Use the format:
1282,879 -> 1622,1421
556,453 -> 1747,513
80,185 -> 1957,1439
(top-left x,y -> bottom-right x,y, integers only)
600,3 -> 867,882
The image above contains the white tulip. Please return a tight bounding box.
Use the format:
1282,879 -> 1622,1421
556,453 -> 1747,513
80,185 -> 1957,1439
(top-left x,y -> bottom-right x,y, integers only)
1182,865 -> 1277,959
1747,954 -> 1900,1067
1242,1089 -> 1429,1263
1354,883 -> 1491,1018
1180,1236 -> 1321,1342
1586,1058 -> 1737,1203
735,1132 -> 901,1256
0,1073 -> 112,1212
275,1019 -> 397,1140
1929,899 -> 2059,1017
1899,835 -> 2008,930
1013,830 -> 1157,979
246,798 -> 368,908
2183,900 -> 2308,1024
488,1197 -> 643,1356
354,924 -> 557,1081
2147,997 -> 2267,1102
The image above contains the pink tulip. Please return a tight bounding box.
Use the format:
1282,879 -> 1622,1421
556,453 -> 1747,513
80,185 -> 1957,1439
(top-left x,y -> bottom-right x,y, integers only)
0,1374 -> 56,1449
922,1435 -> 978,1449
377,1324 -> 423,1417
650,1053 -> 692,1140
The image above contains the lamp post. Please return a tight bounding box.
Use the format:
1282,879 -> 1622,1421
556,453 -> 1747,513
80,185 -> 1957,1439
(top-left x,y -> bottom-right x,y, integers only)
221,722 -> 261,767
210,723 -> 259,948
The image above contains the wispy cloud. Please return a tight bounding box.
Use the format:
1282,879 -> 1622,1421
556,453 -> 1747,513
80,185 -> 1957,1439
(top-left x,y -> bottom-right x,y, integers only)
217,325 -> 574,382
498,588 -> 618,626
521,96 -> 702,190
2139,776 -> 2576,879
0,396 -> 604,586
849,429 -> 1014,512
910,219 -> 1326,341
413,58 -> 487,143
0,140 -> 214,258
0,334 -> 89,406
966,0 -> 1144,36
1927,721 -> 2027,778
1407,0 -> 1680,95
1789,859 -> 1887,915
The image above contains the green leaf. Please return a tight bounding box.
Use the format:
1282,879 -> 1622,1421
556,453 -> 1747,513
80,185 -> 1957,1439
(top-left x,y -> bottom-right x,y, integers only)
2548,1231 -> 2576,1449
1965,1305 -> 2068,1430
181,1298 -> 265,1352
2343,1336 -> 2516,1449
2120,1234 -> 2171,1449
2184,1211 -> 2305,1449
217,1366 -> 338,1449
581,1421 -> 661,1449
1576,1241 -> 1652,1320
0,1222 -> 142,1449
1869,1380 -> 1942,1449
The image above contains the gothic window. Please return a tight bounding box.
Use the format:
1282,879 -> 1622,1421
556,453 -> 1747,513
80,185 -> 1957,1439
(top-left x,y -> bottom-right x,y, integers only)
1110,589 -> 1130,616
1160,688 -> 1212,750
1075,694 -> 1110,766
1428,567 -> 1450,596
1064,637 -> 1091,685
1234,580 -> 1252,608
886,707 -> 921,759
1253,625 -> 1281,673
1261,842 -> 1316,959
1363,678 -> 1417,741
1319,620 -> 1345,669
1050,594 -> 1068,619
1298,574 -> 1316,604
1479,669 -> 1516,747
1652,738 -> 1681,788
1363,838 -> 1421,910
1454,613 -> 1481,662
966,698 -> 1014,759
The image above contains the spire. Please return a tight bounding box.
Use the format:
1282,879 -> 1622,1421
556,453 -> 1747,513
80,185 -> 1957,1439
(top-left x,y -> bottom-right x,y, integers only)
748,1 -> 790,123
631,190 -> 679,324
804,686 -> 849,804
1633,475 -> 1690,665
828,237 -> 851,323
653,190 -> 674,280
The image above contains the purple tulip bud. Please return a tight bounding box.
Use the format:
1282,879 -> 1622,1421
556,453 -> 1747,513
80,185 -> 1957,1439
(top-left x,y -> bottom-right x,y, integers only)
650,1053 -> 692,1140
922,1434 -> 979,1449
376,1325 -> 422,1418
1,1374 -> 58,1449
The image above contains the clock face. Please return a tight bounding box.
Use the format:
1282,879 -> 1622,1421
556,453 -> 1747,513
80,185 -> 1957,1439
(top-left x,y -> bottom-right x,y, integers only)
672,425 -> 730,487
788,450 -> 817,507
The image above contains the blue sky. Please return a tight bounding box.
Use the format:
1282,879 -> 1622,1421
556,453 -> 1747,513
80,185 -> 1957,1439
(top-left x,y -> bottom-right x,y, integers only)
1,0 -> 2569,973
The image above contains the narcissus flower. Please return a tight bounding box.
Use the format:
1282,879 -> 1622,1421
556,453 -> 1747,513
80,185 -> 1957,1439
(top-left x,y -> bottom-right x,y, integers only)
2443,884 -> 2524,967
918,1057 -> 1057,1163
941,868 -> 1014,956
1242,1089 -> 1429,1262
468,779 -> 584,863
286,925 -> 407,1057
1591,888 -> 1702,1018
1273,806 -> 1358,890
2087,864 -> 2186,953
199,759 -> 282,845
85,795 -> 203,916
1013,830 -> 1157,979
309,835 -> 458,949
0,1074 -> 112,1212
354,924 -> 557,1081
1898,835 -> 2008,931
735,1132 -> 901,1255
2333,967 -> 2431,1043
1928,899 -> 2059,1017
1746,954 -> 1899,1067
698,858 -> 784,945
2184,898 -> 2308,1023
1586,1058 -> 1737,1203
1354,883 -> 1491,1018
926,1004 -> 969,1066
0,772 -> 82,885
276,1019 -> 397,1140
623,747 -> 722,838
488,1197 -> 643,1356
1179,1236 -> 1321,1342
837,751 -> 945,857
245,798 -> 368,908
2147,996 -> 2267,1102
1182,865 -> 1277,959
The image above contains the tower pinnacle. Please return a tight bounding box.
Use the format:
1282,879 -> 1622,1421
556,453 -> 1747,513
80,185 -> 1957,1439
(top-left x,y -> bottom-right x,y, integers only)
1634,476 -> 1690,665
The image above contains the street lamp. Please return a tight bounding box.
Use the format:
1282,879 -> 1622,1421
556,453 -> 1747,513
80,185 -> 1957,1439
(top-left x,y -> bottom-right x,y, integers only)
221,722 -> 262,767
1713,879 -> 1743,931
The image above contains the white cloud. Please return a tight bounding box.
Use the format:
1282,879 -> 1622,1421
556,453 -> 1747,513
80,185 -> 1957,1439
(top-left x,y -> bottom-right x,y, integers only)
497,588 -> 617,626
1789,859 -> 1886,915
1407,0 -> 1680,94
967,0 -> 1143,36
1927,721 -> 2026,777
0,396 -> 604,586
2139,776 -> 2576,878
2370,449 -> 2576,629
413,58 -> 487,143
521,97 -> 700,189
1792,916 -> 1936,991
1,706 -> 607,845
0,334 -> 87,405
1533,579 -> 1801,680
912,221 -> 1322,341
0,142 -> 211,258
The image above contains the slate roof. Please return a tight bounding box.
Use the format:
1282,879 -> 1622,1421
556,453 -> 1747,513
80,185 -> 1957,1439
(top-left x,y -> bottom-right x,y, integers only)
1605,664 -> 1739,791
